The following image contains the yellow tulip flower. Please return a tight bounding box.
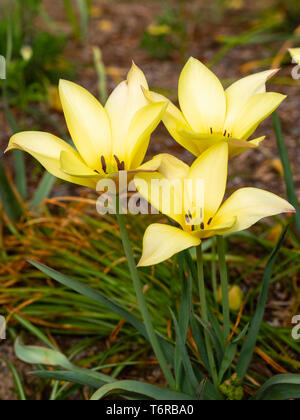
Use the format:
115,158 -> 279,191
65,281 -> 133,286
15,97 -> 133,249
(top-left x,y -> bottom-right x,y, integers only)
143,57 -> 286,158
289,48 -> 300,64
135,142 -> 295,267
6,63 -> 167,188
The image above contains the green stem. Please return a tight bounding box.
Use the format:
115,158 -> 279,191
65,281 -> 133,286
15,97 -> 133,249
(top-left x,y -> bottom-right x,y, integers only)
116,206 -> 175,389
217,236 -> 230,341
211,236 -> 218,302
196,244 -> 219,389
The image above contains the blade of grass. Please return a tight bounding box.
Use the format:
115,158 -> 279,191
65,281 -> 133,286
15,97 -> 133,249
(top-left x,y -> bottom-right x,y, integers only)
30,172 -> 55,209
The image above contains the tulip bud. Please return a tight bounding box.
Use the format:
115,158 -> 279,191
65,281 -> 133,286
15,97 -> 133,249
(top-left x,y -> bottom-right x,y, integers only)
218,285 -> 243,311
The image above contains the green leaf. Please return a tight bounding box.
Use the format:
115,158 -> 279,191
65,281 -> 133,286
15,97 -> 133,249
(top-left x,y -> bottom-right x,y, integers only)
169,308 -> 198,396
175,259 -> 192,390
30,172 -> 55,209
0,161 -> 23,221
27,260 -> 174,364
189,314 -> 210,372
272,111 -> 300,232
90,380 -> 196,401
15,337 -> 73,369
33,370 -> 105,390
232,323 -> 249,344
236,227 -> 288,378
0,358 -> 26,400
13,150 -> 27,201
253,374 -> 300,400
218,343 -> 237,383
13,314 -> 56,349
76,0 -> 89,44
2,94 -> 27,200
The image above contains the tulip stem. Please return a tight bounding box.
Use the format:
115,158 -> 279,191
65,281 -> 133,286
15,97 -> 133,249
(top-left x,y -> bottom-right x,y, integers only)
116,208 -> 176,390
196,244 -> 219,389
217,236 -> 230,341
211,236 -> 218,302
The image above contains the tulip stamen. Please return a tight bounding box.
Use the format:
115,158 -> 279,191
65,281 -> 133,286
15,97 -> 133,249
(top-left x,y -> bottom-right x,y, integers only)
210,128 -> 213,134
185,214 -> 192,224
200,222 -> 205,230
208,218 -> 213,225
224,130 -> 227,137
101,156 -> 107,174
114,155 -> 125,171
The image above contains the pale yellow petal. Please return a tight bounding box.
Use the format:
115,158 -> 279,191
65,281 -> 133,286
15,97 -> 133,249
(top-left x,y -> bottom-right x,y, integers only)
289,48 -> 300,64
231,92 -> 286,140
178,57 -> 226,133
213,187 -> 295,235
105,63 -> 149,161
7,131 -> 96,187
126,102 -> 167,169
178,130 -> 226,155
187,142 -> 228,222
59,79 -> 112,170
138,153 -> 189,180
138,223 -> 201,267
224,69 -> 278,132
144,89 -> 199,156
134,171 -> 185,227
228,137 -> 265,158
60,150 -> 102,177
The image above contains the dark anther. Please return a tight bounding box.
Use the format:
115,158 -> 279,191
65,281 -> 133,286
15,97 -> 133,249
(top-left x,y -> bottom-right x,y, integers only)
101,156 -> 107,174
185,214 -> 191,224
114,155 -> 125,171
227,133 -> 230,138
188,210 -> 192,219
200,222 -> 205,230
210,128 -> 213,134
208,218 -> 213,225
191,225 -> 195,232
224,130 -> 227,137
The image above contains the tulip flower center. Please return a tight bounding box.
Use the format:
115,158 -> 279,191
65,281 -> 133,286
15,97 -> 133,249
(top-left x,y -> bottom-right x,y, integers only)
210,127 -> 232,139
185,211 -> 213,233
100,155 -> 125,174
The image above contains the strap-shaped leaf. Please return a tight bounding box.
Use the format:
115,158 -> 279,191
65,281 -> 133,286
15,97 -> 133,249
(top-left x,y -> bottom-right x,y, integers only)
27,259 -> 174,364
253,374 -> 300,400
0,162 -> 23,221
236,226 -> 288,378
15,337 -> 73,369
90,380 -> 196,401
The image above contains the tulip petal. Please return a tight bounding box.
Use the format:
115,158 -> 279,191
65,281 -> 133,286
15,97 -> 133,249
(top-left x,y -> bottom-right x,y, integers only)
224,69 -> 278,132
138,223 -> 201,267
213,187 -> 295,235
289,48 -> 300,64
105,63 -> 149,161
144,89 -> 200,156
134,171 -> 185,227
187,142 -> 228,222
7,131 -> 96,187
126,102 -> 168,169
178,57 -> 226,133
231,92 -> 286,140
228,137 -> 265,158
138,153 -> 189,180
60,150 -> 102,178
59,80 -> 112,170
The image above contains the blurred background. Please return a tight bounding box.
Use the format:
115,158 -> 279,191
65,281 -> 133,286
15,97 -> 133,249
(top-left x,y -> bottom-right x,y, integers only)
0,0 -> 299,400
